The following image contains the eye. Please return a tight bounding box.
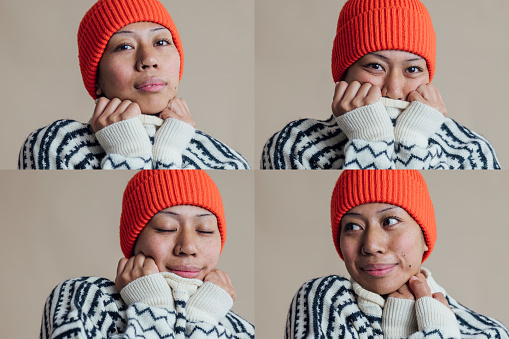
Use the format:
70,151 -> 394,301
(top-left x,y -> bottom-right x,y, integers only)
197,230 -> 215,235
344,223 -> 362,232
365,63 -> 384,71
406,66 -> 424,74
382,217 -> 399,227
114,43 -> 133,52
155,228 -> 176,233
154,38 -> 172,47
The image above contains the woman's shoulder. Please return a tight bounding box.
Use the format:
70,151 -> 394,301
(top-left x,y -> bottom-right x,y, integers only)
187,129 -> 251,169
220,310 -> 255,338
294,275 -> 353,297
266,116 -> 341,142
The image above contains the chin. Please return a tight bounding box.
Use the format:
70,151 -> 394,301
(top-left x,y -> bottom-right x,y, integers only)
139,103 -> 168,115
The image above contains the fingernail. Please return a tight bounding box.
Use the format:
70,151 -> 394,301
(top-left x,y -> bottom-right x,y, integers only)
410,276 -> 418,281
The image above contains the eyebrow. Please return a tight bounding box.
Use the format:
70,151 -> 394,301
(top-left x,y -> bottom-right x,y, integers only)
157,210 -> 215,218
112,27 -> 169,36
343,206 -> 399,217
368,52 -> 424,62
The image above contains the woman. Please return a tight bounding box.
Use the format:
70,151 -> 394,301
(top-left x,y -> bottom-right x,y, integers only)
261,0 -> 500,169
286,170 -> 508,338
19,0 -> 250,169
41,170 -> 254,338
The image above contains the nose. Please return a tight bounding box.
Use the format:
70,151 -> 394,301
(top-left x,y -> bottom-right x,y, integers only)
136,44 -> 158,71
381,71 -> 404,100
361,226 -> 387,255
174,228 -> 198,256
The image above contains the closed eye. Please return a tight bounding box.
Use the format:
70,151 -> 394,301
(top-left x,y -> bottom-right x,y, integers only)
155,228 -> 176,233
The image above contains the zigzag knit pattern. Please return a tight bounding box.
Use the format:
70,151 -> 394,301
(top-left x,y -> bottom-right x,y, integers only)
41,277 -> 255,339
261,113 -> 500,170
286,275 -> 509,339
19,119 -> 250,170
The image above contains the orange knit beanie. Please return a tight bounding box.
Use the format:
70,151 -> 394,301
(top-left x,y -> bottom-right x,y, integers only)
120,170 -> 225,258
78,0 -> 184,99
331,0 -> 436,83
331,170 -> 436,262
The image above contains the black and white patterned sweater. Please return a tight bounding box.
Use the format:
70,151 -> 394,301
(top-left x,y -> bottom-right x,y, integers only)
286,269 -> 508,339
19,115 -> 250,169
41,273 -> 255,338
261,100 -> 500,169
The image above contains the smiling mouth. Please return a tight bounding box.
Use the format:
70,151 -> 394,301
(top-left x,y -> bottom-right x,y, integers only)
361,264 -> 397,277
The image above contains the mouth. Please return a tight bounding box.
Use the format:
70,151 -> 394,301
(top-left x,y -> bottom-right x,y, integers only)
361,264 -> 397,277
168,265 -> 202,279
135,78 -> 166,92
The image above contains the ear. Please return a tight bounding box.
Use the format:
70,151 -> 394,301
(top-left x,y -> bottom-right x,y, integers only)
95,83 -> 103,97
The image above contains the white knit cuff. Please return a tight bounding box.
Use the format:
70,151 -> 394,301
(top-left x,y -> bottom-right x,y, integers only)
336,101 -> 394,141
95,117 -> 152,157
153,118 -> 195,167
382,298 -> 417,339
394,101 -> 446,148
416,297 -> 461,338
186,282 -> 233,324
120,273 -> 174,309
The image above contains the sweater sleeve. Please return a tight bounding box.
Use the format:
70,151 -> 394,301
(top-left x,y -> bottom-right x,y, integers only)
152,118 -> 195,168
18,120 -> 104,169
393,101 -> 501,169
40,277 -> 179,339
335,101 -> 396,169
382,296 -> 460,339
94,117 -> 153,169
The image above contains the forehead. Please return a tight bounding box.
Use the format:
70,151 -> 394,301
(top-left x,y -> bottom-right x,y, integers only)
113,21 -> 171,35
362,50 -> 426,63
344,202 -> 403,216
155,205 -> 216,219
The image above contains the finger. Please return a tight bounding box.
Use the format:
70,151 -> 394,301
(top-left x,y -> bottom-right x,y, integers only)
365,85 -> 382,105
116,258 -> 129,277
121,102 -> 141,120
93,97 -> 111,119
408,274 -> 432,300
432,292 -> 451,310
351,82 -> 373,108
108,100 -> 133,121
342,81 -> 362,102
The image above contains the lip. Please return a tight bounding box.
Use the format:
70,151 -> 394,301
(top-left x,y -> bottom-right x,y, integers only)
168,265 -> 202,279
135,78 -> 166,92
361,264 -> 397,277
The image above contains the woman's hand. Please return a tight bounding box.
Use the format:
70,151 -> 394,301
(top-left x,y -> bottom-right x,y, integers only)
407,83 -> 447,117
91,97 -> 141,133
159,98 -> 195,128
332,81 -> 382,117
203,269 -> 236,302
115,253 -> 159,291
388,272 -> 451,311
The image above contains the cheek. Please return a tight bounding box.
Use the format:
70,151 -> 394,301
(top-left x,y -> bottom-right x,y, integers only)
99,60 -> 132,93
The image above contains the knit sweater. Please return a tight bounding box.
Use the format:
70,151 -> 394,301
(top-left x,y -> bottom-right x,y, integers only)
286,269 -> 509,339
261,99 -> 500,169
19,115 -> 250,169
41,272 -> 254,338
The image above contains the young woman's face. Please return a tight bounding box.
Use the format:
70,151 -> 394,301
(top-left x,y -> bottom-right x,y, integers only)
133,205 -> 221,280
344,50 -> 430,101
96,22 -> 180,114
339,203 -> 428,296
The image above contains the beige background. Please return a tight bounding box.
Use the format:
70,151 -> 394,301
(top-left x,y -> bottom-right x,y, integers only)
256,0 -> 509,168
0,170 -> 254,338
256,170 -> 509,338
0,0 -> 254,169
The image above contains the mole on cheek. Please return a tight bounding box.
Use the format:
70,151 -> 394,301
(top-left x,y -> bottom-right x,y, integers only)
409,264 -> 412,268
